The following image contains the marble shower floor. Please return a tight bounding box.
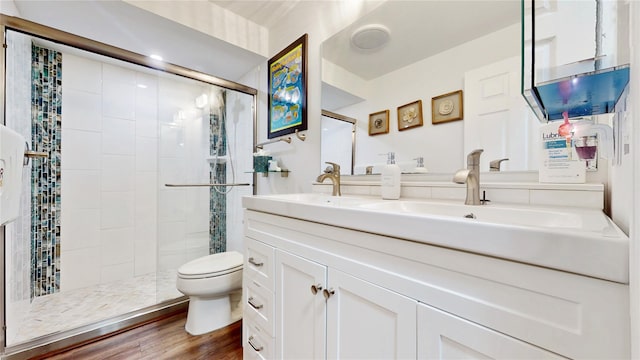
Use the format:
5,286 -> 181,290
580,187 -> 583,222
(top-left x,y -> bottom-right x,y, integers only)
7,270 -> 182,347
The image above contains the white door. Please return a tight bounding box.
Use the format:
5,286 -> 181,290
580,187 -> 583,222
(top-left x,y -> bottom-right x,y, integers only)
275,250 -> 327,359
417,303 -> 565,359
464,56 -> 539,172
326,268 -> 417,359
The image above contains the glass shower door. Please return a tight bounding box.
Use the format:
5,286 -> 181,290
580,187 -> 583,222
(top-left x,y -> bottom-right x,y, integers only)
2,23 -> 255,349
154,80 -> 254,304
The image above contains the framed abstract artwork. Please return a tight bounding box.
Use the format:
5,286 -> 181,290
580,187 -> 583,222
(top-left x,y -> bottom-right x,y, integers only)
268,34 -> 308,139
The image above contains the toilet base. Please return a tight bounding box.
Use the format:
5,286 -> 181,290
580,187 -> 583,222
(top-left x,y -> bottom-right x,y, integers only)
184,291 -> 242,335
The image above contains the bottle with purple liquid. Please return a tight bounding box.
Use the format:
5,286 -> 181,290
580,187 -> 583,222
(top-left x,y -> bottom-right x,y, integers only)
574,136 -> 597,160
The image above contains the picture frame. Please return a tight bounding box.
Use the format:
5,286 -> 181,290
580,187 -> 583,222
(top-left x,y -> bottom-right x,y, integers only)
368,110 -> 390,136
432,90 -> 463,124
397,100 -> 423,131
267,34 -> 308,139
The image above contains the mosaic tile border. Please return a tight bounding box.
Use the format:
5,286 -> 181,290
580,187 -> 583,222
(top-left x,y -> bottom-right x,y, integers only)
30,44 -> 62,298
209,90 -> 227,254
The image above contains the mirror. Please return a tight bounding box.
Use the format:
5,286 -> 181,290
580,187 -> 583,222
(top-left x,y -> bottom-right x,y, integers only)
320,1 -> 601,174
320,110 -> 356,175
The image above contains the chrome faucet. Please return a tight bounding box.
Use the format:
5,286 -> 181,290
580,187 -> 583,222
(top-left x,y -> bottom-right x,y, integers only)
316,162 -> 341,196
489,158 -> 509,171
453,149 -> 484,205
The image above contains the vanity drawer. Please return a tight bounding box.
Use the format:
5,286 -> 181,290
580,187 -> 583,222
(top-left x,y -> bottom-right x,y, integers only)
245,237 -> 275,291
243,317 -> 274,360
244,278 -> 275,336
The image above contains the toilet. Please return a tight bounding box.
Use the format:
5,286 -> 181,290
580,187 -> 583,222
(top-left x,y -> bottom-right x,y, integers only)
176,251 -> 243,335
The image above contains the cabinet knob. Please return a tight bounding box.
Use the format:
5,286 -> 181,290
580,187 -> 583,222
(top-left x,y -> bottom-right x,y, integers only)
310,284 -> 323,295
323,288 -> 335,300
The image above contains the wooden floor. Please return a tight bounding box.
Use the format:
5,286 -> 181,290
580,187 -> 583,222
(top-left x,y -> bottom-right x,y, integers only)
33,310 -> 243,360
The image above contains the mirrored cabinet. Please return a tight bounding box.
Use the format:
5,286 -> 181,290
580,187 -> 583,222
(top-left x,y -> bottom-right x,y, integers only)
521,0 -> 630,121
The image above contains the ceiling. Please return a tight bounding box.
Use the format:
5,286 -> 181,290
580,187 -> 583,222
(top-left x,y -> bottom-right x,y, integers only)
211,0 -> 521,81
10,1 -> 520,84
322,1 -> 521,81
210,0 -> 302,29
11,0 -> 267,82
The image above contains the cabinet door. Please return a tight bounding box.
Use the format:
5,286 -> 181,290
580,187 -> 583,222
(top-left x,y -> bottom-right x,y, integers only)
417,303 -> 566,359
326,268 -> 417,359
275,249 -> 327,359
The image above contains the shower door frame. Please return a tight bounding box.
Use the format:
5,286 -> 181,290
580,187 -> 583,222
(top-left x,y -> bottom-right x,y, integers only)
0,15 -> 258,359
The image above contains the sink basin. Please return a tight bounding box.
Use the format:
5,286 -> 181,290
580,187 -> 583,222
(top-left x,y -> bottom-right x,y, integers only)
255,193 -> 375,206
358,201 -> 613,233
251,193 -> 613,234
242,193 -> 628,283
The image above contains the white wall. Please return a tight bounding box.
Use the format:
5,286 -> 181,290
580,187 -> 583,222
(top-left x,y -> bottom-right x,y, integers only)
334,24 -> 520,174
0,0 -> 19,16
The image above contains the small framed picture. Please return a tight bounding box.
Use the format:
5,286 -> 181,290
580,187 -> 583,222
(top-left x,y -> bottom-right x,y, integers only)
368,110 -> 390,136
397,100 -> 423,131
432,90 -> 463,124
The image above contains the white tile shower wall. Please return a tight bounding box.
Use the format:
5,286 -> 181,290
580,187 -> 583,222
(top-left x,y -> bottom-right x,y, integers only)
134,73 -> 159,276
134,172 -> 158,276
60,54 -> 162,290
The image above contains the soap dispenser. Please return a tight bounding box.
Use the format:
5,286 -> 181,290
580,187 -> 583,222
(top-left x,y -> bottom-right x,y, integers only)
413,156 -> 428,173
381,152 -> 401,200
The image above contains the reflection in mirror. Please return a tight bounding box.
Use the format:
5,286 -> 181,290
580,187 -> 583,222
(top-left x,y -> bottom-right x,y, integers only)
320,110 -> 355,175
320,1 -> 606,174
321,1 -> 521,174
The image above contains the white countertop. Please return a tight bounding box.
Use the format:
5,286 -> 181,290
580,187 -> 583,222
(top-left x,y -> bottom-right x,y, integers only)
243,193 -> 628,284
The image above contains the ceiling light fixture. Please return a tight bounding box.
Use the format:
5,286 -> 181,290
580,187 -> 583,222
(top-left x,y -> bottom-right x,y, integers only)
150,54 -> 163,61
350,24 -> 390,51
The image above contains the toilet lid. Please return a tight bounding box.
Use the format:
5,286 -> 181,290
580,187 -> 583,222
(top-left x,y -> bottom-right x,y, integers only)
177,251 -> 243,278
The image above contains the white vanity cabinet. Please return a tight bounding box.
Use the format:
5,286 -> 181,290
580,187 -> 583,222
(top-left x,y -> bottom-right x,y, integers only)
243,238 -> 276,359
242,208 -> 630,359
325,268 -> 416,359
417,303 -> 563,359
274,247 -> 416,359
274,249 -> 326,359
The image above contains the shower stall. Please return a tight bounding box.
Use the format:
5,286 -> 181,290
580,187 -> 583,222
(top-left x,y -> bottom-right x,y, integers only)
1,16 -> 256,357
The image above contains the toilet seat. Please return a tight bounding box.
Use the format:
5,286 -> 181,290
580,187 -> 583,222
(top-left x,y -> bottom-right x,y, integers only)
178,251 -> 243,279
